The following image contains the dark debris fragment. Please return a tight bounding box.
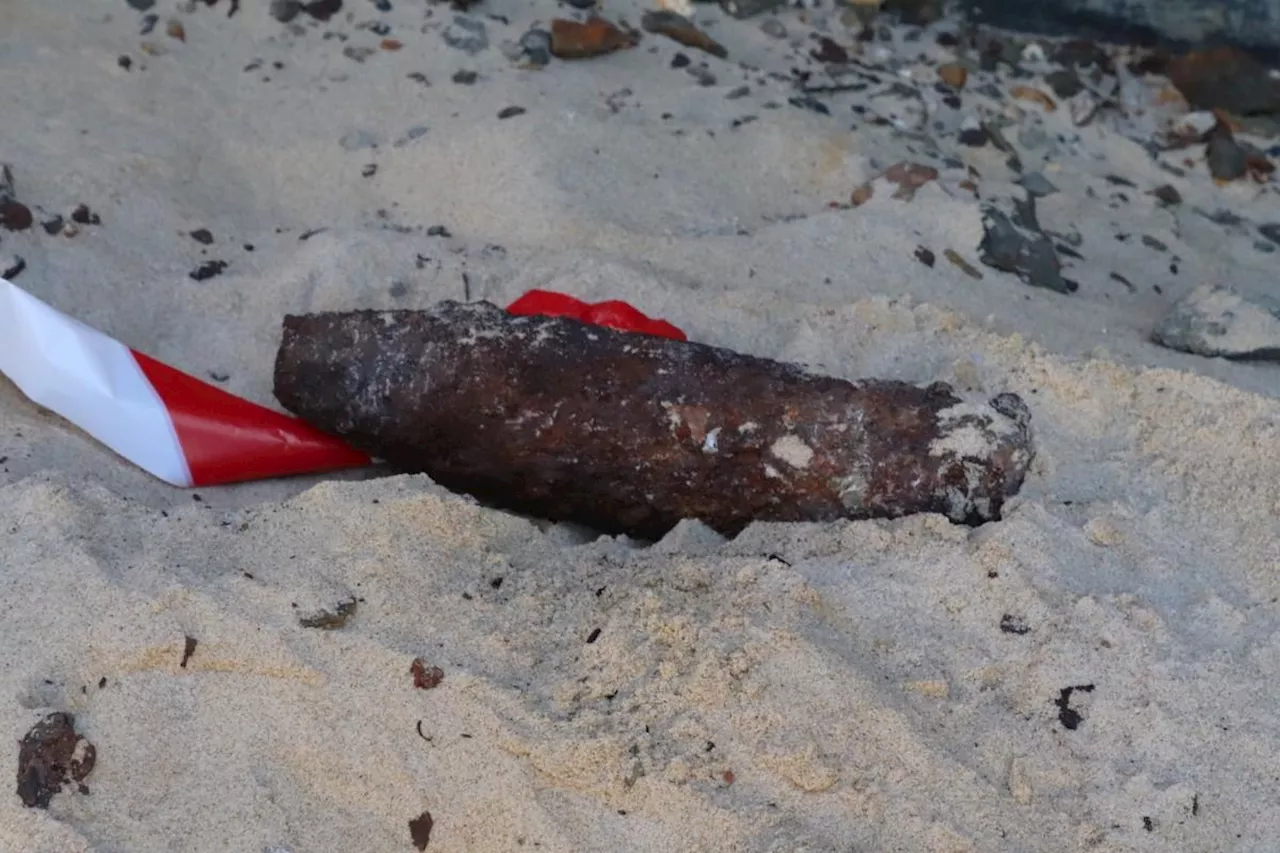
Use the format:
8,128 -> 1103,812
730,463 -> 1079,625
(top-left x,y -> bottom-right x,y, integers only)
298,597 -> 357,629
16,713 -> 96,809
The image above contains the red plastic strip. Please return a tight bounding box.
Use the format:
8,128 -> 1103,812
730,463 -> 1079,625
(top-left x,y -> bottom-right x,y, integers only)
506,289 -> 686,341
131,350 -> 371,487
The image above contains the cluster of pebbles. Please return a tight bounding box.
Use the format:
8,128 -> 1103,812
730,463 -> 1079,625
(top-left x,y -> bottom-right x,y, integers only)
12,0 -> 1280,363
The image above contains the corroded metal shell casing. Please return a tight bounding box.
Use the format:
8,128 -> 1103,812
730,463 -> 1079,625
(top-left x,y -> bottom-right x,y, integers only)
274,301 -> 1034,538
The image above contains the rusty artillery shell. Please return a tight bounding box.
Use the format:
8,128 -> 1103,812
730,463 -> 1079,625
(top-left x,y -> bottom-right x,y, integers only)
273,301 -> 1034,538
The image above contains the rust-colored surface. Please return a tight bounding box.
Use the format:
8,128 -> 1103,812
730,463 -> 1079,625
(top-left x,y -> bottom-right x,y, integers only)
274,302 -> 1033,538
550,17 -> 638,59
1167,46 -> 1280,116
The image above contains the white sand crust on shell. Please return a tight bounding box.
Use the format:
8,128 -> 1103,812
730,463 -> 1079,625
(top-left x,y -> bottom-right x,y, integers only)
2,1 -> 1279,851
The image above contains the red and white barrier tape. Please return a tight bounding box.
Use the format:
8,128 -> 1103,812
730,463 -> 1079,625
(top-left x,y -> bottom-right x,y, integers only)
0,277 -> 370,487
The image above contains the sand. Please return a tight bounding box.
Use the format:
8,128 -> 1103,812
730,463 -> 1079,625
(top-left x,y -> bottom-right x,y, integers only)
1,0 -> 1278,851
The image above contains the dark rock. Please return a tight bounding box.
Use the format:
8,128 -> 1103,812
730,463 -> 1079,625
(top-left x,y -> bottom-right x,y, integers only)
811,36 -> 849,64
1206,125 -> 1248,181
1149,184 -> 1182,205
190,228 -> 214,244
190,260 -> 229,281
1151,284 -> 1280,360
70,204 -> 100,225
1141,234 -> 1168,251
497,105 -> 526,119
788,95 -> 829,115
269,0 -> 301,22
16,713 -> 96,809
1044,69 -> 1083,98
978,197 -> 1075,294
670,52 -> 691,68
914,246 -> 936,266
958,126 -> 989,147
1259,223 -> 1280,245
126,0 -> 156,9
2,254 -> 26,279
302,0 -> 342,21
452,69 -> 478,84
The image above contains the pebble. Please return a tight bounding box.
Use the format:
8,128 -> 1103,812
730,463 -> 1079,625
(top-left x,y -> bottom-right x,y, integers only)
937,62 -> 967,89
190,228 -> 214,244
978,199 -> 1075,294
1151,284 -> 1280,361
1259,223 -> 1280,246
189,260 -> 228,281
1067,90 -> 1099,126
518,28 -> 552,66
1044,69 -> 1082,98
759,18 -> 786,39
1,254 -> 25,279
269,0 -> 301,23
126,0 -> 156,9
339,129 -> 381,151
442,16 -> 488,55
452,69 -> 478,84
497,106 -> 526,119
1017,172 -> 1058,197
720,0 -> 785,18
1149,184 -> 1182,206
1206,125 -> 1247,181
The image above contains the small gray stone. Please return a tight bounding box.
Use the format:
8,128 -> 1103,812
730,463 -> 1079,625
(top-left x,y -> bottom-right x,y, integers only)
720,0 -> 784,18
1017,172 -> 1059,197
1151,284 -> 1280,361
442,16 -> 488,55
269,0 -> 301,22
518,28 -> 552,66
1258,223 -> 1280,246
759,18 -> 786,38
339,129 -> 381,151
126,0 -> 157,9
978,198 -> 1076,294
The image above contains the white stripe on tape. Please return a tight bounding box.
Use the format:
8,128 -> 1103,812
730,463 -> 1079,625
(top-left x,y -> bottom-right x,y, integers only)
0,278 -> 193,486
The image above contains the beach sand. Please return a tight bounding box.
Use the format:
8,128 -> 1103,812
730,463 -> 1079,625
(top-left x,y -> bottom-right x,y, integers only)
1,0 -> 1277,850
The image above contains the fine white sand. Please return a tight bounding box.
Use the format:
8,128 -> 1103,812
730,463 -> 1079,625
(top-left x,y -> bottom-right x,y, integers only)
2,0 -> 1278,851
